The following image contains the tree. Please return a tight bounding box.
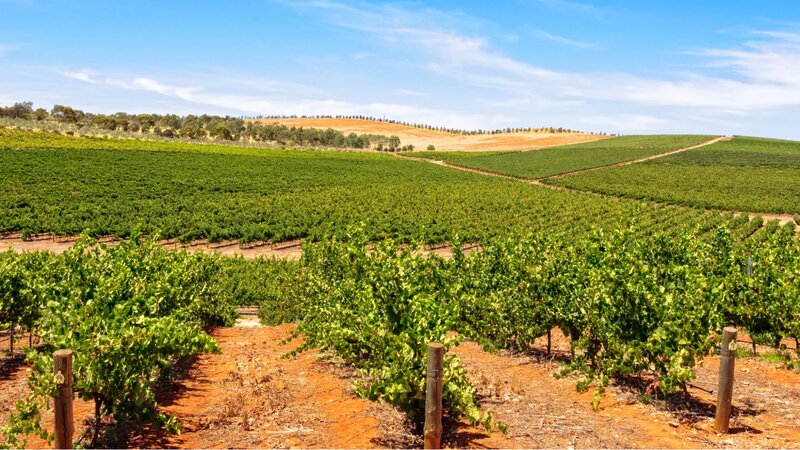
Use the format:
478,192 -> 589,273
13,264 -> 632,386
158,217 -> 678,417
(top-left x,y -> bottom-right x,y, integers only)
387,135 -> 400,151
427,144 -> 435,151
33,108 -> 48,121
0,101 -> 34,119
179,125 -> 206,140
51,105 -> 83,124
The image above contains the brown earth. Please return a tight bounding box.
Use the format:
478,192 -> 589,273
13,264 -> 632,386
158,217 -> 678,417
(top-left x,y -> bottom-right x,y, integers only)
0,324 -> 413,449
449,330 -> 800,449
0,234 -> 479,261
255,118 -> 607,152
2,323 -> 799,449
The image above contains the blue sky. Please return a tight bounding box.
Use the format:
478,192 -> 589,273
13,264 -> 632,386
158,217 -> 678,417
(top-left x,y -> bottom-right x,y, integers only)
2,0 -> 800,138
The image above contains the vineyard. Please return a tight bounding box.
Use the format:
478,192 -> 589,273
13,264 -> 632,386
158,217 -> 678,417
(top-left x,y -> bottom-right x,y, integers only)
413,135 -> 715,179
551,136 -> 800,215
2,222 -> 800,447
2,126 -> 800,448
0,129 -> 740,244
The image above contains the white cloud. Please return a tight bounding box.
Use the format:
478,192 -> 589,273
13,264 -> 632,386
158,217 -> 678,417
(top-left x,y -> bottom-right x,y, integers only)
64,69 -> 96,83
290,1 -> 800,114
532,0 -> 605,17
42,2 -> 800,137
577,114 -> 670,133
61,69 -> 498,129
0,44 -> 16,57
529,28 -> 599,49
396,89 -> 426,97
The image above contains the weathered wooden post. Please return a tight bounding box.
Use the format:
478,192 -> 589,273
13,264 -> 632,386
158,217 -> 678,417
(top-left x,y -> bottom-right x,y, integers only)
747,254 -> 753,277
714,327 -> 737,433
424,343 -> 444,449
53,349 -> 74,449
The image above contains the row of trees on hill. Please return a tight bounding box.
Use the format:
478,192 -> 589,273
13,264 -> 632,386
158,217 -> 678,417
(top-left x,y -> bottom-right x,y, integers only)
252,114 -> 607,136
0,102 -> 402,149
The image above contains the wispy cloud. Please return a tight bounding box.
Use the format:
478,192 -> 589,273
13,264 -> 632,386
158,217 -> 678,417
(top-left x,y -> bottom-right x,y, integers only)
529,28 -> 599,48
36,1 -> 800,136
286,1 -> 800,114
0,44 -> 16,57
396,89 -> 426,97
64,69 -> 96,83
532,0 -> 605,17
61,69 -> 499,129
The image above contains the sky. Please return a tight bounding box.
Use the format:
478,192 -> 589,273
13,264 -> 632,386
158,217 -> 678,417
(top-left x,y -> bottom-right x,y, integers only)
2,0 -> 800,138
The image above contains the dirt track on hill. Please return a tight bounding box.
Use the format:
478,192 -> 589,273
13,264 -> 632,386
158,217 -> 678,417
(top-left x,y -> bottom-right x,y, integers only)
255,118 -> 608,152
542,135 -> 734,180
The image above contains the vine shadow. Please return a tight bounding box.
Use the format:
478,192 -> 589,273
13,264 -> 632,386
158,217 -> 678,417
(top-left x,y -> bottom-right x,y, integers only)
84,354 -> 205,449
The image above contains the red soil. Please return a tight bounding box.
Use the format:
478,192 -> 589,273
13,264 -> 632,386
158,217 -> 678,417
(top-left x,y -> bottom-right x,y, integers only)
2,325 -> 799,448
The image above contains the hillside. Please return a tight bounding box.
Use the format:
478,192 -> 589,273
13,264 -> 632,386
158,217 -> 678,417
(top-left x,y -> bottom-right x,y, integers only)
253,118 -> 607,151
552,136 -> 800,215
0,129 -> 723,244
413,135 -> 717,179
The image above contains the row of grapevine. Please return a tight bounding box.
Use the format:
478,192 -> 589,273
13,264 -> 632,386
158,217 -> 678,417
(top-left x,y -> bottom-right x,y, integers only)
0,235 -> 239,448
549,136 -> 800,216
1,129 -> 744,245
3,222 -> 798,446
269,223 -> 799,423
447,226 -> 800,400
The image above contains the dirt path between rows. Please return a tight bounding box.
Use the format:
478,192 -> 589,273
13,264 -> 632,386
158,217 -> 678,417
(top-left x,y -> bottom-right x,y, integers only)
3,321 -> 799,448
0,322 -> 415,449
396,138 -> 798,227
0,234 -> 480,261
450,331 -> 800,449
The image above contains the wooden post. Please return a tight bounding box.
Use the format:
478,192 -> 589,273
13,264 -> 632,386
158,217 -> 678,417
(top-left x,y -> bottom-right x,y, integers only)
423,343 -> 444,450
547,329 -> 552,355
53,350 -> 74,449
9,323 -> 13,355
714,327 -> 737,433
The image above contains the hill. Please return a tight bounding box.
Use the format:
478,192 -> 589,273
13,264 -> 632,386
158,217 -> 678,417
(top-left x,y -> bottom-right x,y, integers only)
412,135 -> 717,179
551,136 -> 800,216
252,117 -> 607,151
0,128 -> 727,244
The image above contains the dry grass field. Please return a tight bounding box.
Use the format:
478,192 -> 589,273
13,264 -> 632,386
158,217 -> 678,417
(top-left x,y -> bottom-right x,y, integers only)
255,118 -> 607,151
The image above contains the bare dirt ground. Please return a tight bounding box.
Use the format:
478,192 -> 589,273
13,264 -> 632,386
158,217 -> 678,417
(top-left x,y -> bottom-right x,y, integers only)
449,331 -> 800,449
0,234 -> 306,260
0,234 -> 479,261
2,322 -> 799,449
0,323 -> 414,449
256,118 -> 607,152
726,212 -> 797,226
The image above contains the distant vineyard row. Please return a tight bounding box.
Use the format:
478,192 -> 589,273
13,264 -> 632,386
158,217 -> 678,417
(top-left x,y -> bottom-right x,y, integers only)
414,135 -> 715,179
0,129 -> 742,244
551,136 -> 800,215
